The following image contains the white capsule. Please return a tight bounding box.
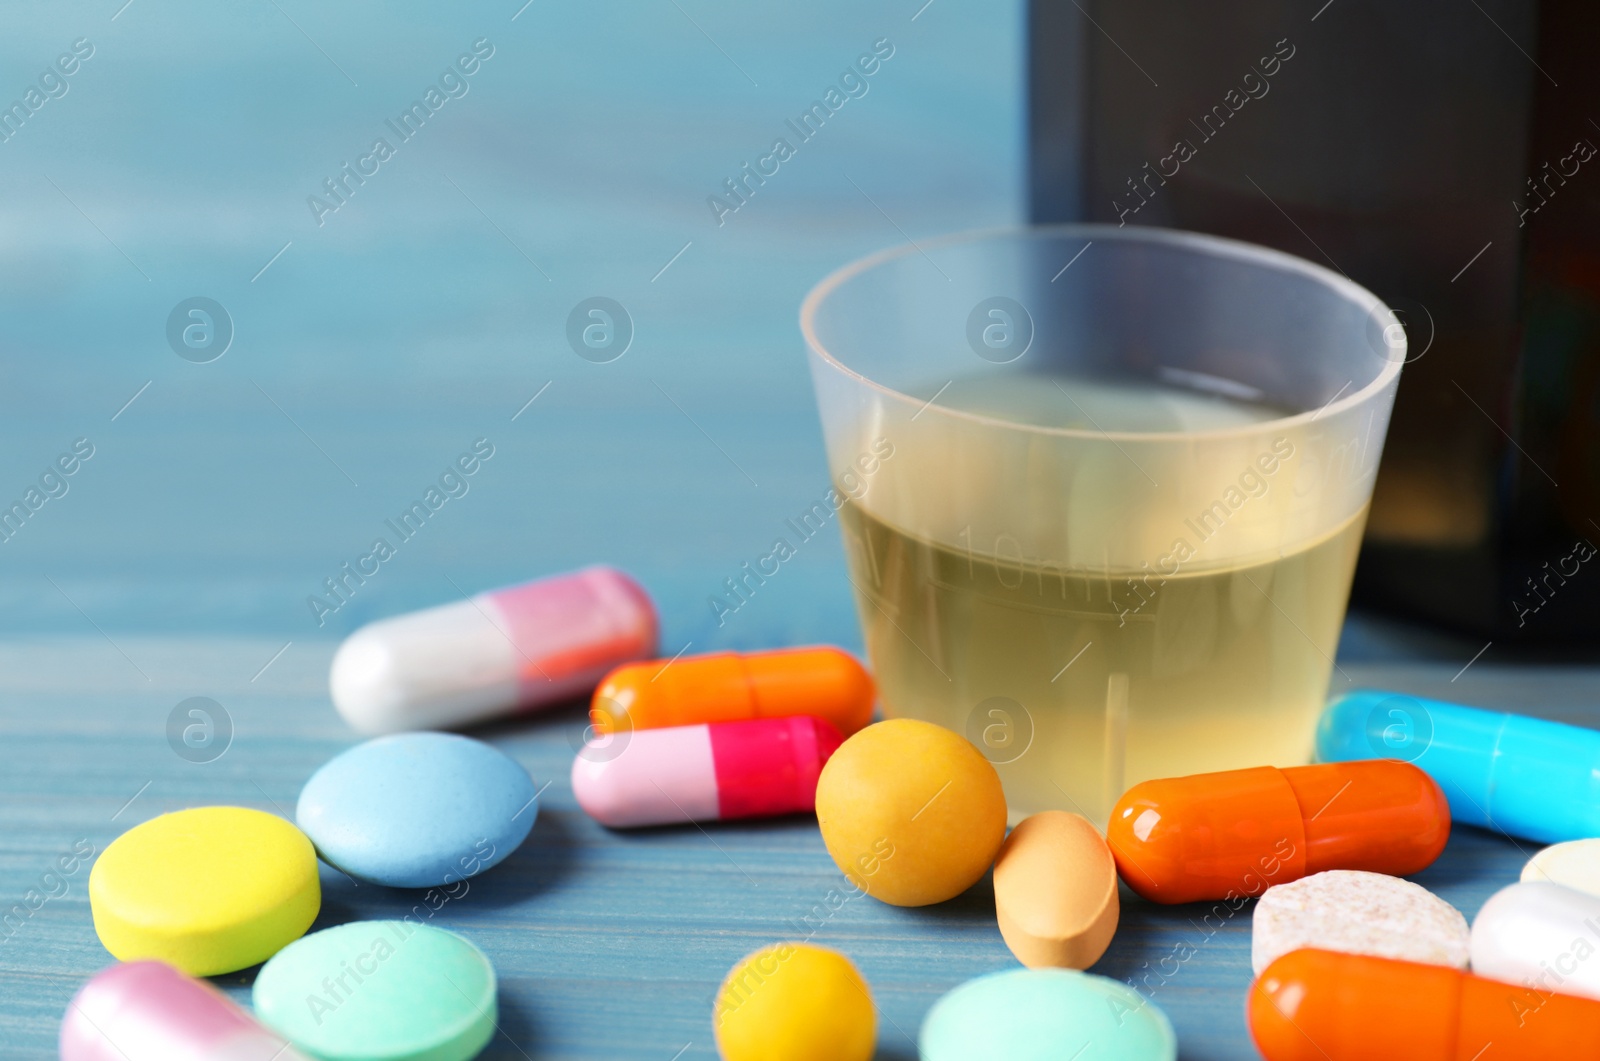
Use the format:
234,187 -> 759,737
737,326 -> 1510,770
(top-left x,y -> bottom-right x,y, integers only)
330,566 -> 657,734
1471,881 -> 1600,1002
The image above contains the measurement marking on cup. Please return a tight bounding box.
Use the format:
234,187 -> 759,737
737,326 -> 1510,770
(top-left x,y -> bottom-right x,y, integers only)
911,779 -> 952,821
1051,642 -> 1093,682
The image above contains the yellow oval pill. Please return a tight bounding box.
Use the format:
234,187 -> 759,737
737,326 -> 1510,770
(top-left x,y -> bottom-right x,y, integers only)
815,718 -> 1007,907
89,806 -> 320,976
714,943 -> 875,1061
993,810 -> 1119,969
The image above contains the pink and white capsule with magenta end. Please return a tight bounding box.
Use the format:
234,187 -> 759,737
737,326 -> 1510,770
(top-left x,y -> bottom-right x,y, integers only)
572,715 -> 844,827
331,566 -> 657,734
62,961 -> 309,1061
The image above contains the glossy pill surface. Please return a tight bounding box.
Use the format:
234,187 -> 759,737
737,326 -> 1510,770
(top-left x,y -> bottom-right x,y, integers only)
920,968 -> 1176,1061
1471,881 -> 1600,1001
816,719 -> 1007,906
61,961 -> 310,1061
297,732 -> 536,888
993,811 -> 1118,969
591,646 -> 874,737
1250,948 -> 1600,1060
714,943 -> 874,1061
1524,838 -> 1600,897
331,566 -> 657,734
1318,689 -> 1600,843
1108,760 -> 1449,904
253,921 -> 496,1061
90,807 -> 319,976
1252,870 -> 1468,974
573,715 -> 842,828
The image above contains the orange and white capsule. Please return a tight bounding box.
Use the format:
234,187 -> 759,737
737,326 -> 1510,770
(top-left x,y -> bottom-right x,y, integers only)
590,647 -> 874,737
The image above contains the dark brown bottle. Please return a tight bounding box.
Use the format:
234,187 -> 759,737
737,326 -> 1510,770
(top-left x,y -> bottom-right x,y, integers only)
1029,0 -> 1600,645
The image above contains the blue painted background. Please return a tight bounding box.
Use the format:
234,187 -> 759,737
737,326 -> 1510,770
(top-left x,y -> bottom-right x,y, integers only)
0,0 -> 1022,647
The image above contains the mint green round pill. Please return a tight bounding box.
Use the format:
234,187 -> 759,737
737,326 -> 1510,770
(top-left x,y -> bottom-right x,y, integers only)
252,920 -> 496,1061
920,968 -> 1176,1061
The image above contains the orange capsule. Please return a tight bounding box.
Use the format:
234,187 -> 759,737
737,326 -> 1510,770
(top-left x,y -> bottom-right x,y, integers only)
1250,947 -> 1600,1060
1106,760 -> 1449,904
590,647 -> 874,737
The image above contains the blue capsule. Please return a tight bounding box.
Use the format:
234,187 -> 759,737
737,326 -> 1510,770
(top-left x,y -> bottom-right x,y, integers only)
1317,689 -> 1600,844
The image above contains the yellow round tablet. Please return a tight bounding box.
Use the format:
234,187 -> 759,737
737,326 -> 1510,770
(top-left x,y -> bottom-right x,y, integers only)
714,943 -> 875,1061
89,806 -> 320,976
816,718 -> 1008,907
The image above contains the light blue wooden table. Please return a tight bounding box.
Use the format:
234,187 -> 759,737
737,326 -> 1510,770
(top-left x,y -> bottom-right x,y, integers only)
0,2 -> 1593,1058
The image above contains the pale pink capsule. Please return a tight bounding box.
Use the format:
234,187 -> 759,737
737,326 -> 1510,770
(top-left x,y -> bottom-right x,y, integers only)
331,566 -> 657,734
61,961 -> 309,1061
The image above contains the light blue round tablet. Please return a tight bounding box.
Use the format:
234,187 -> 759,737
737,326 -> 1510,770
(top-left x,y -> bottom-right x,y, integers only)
254,920 -> 496,1061
920,968 -> 1177,1061
297,732 -> 536,888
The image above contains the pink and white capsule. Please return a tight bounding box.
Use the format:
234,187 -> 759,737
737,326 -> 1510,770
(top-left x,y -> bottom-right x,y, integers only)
61,961 -> 309,1061
572,715 -> 844,828
330,566 -> 657,734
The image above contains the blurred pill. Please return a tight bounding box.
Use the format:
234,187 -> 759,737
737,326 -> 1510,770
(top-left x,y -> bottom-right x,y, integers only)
1318,689 -> 1600,844
1251,870 -> 1468,975
714,943 -> 874,1061
61,961 -> 309,1061
591,646 -> 873,737
330,566 -> 657,734
1108,761 -> 1449,904
1523,838 -> 1600,898
1472,881 -> 1600,1002
920,968 -> 1176,1061
572,715 -> 843,828
1250,948 -> 1600,1059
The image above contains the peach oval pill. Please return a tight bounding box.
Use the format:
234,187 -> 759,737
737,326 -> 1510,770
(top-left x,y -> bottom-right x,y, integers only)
1108,761 -> 1449,904
713,943 -> 874,1061
591,646 -> 874,737
331,566 -> 657,734
89,807 -> 320,976
815,718 -> 1006,907
993,811 -> 1118,969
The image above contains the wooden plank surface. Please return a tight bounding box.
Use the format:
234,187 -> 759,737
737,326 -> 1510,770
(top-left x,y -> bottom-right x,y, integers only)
1,636 -> 1594,1059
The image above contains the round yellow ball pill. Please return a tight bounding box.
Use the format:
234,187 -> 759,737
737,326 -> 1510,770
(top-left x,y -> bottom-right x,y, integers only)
816,718 -> 1007,906
89,806 -> 320,976
714,943 -> 875,1061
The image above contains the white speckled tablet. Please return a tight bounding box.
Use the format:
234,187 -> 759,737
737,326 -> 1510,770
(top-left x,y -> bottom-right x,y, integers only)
1251,869 -> 1469,974
1523,839 -> 1600,899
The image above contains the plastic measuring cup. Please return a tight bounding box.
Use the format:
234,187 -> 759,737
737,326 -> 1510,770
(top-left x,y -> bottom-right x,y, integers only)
802,225 -> 1406,823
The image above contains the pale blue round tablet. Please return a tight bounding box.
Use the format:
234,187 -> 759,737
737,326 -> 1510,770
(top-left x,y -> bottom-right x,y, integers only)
253,920 -> 496,1061
920,968 -> 1177,1061
297,732 -> 536,888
